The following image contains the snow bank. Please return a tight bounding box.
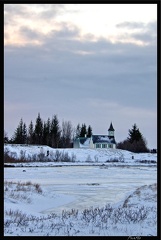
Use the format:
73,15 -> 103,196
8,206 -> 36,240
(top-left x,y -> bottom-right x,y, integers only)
4,181 -> 157,236
4,144 -> 157,167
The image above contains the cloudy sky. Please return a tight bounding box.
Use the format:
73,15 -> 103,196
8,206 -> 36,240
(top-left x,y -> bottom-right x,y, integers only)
4,4 -> 157,148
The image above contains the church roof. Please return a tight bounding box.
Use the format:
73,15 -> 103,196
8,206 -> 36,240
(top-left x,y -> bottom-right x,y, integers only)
79,137 -> 89,145
108,122 -> 115,131
74,134 -> 116,148
74,137 -> 91,148
92,135 -> 116,144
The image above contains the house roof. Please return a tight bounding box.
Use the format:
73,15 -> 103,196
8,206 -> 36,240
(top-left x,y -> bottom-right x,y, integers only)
108,122 -> 115,131
79,137 -> 89,145
92,135 -> 116,144
76,137 -> 91,148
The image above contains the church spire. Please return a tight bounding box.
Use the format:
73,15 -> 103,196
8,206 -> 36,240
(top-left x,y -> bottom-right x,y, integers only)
108,122 -> 115,137
108,122 -> 114,131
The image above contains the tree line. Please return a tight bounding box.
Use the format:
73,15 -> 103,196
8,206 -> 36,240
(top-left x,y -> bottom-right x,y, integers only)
4,114 -> 151,153
4,113 -> 92,148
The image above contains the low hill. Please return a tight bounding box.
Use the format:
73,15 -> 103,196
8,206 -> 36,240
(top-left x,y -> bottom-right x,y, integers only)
4,144 -> 157,167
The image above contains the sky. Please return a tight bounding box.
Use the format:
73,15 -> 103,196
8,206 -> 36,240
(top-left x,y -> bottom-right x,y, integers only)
4,3 -> 157,149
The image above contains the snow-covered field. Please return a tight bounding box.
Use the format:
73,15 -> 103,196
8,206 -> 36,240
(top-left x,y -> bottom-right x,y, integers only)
4,144 -> 157,236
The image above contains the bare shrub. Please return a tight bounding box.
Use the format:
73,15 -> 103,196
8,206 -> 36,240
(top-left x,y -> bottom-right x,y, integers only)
25,181 -> 32,186
135,160 -> 156,164
53,150 -> 76,162
85,155 -> 93,162
37,148 -> 46,161
61,152 -> 70,162
94,155 -> 98,162
54,150 -> 62,162
71,153 -> 76,162
34,183 -> 42,194
119,154 -> 124,162
117,138 -> 149,153
4,181 -> 43,195
49,150 -> 54,160
4,149 -> 18,163
31,153 -> 37,161
106,158 -> 119,163
19,150 -> 26,161
4,147 -> 76,163
4,202 -> 156,236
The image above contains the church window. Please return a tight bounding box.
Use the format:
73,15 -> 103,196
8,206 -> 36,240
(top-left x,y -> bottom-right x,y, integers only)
96,143 -> 101,148
102,144 -> 107,148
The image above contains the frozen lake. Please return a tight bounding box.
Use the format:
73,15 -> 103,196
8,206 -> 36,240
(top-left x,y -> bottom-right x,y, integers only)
4,166 -> 157,214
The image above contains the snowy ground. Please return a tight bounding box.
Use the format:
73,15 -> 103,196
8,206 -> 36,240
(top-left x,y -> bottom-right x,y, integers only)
4,144 -> 157,236
4,144 -> 157,167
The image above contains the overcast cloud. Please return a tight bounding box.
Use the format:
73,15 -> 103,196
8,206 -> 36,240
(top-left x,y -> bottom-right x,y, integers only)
4,4 -> 157,148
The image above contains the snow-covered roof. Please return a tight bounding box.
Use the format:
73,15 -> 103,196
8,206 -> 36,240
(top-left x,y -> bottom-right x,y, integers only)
92,135 -> 116,144
74,134 -> 116,147
79,138 -> 91,148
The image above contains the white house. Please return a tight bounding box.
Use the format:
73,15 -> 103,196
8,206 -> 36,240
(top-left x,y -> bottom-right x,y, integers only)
73,122 -> 116,149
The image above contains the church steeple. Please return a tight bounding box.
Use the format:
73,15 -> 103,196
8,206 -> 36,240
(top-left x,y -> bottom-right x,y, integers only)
108,122 -> 115,136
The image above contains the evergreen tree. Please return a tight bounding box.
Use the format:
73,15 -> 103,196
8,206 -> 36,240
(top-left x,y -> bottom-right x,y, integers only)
12,118 -> 24,143
4,130 -> 9,143
34,113 -> 43,144
45,118 -> 51,146
80,124 -> 87,137
128,123 -> 143,143
22,123 -> 27,144
42,118 -> 51,146
87,125 -> 92,137
42,122 -> 47,145
28,121 -> 34,144
50,115 -> 61,148
117,123 -> 149,153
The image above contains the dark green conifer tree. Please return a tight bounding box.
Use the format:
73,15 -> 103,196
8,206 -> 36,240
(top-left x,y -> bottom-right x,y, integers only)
34,113 -> 43,144
80,124 -> 87,137
12,118 -> 24,143
4,131 -> 9,143
46,118 -> 51,146
128,123 -> 143,143
22,123 -> 27,144
87,125 -> 92,137
50,115 -> 61,148
28,120 -> 34,144
117,123 -> 149,153
42,118 -> 51,146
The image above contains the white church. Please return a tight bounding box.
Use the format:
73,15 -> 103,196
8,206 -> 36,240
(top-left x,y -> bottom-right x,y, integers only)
73,122 -> 116,149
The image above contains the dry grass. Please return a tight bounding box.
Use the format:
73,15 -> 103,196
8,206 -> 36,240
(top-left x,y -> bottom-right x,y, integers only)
4,181 -> 42,194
